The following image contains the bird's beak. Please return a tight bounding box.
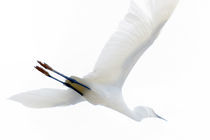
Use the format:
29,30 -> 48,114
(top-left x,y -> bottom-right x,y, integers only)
155,113 -> 167,121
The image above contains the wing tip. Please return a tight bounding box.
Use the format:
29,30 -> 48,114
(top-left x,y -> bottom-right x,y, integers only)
129,0 -> 179,24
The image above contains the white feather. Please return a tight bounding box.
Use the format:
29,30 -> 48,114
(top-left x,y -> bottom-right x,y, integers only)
10,0 -> 179,121
83,0 -> 178,121
85,0 -> 178,88
10,88 -> 84,108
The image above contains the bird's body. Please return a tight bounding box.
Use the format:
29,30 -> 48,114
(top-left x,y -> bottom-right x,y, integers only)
10,0 -> 179,122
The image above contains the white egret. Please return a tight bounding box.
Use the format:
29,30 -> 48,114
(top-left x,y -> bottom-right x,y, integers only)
10,0 -> 179,122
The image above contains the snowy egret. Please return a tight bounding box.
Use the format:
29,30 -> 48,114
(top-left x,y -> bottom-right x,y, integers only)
10,0 -> 178,122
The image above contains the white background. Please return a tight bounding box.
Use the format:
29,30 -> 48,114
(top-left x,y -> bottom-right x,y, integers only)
0,0 -> 210,140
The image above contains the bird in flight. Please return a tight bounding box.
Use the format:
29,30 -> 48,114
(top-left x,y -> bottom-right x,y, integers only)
10,0 -> 179,122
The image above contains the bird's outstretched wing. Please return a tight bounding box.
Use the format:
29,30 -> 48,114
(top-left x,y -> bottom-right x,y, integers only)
85,0 -> 178,88
10,88 -> 85,108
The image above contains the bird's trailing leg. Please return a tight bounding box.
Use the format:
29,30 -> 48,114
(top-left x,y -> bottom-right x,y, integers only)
35,61 -> 91,96
37,61 -> 90,90
34,66 -> 83,96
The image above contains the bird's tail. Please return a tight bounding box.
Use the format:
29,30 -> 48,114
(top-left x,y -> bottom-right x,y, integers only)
9,88 -> 84,108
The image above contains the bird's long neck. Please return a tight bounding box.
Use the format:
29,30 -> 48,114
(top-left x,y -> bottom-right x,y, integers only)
104,99 -> 137,121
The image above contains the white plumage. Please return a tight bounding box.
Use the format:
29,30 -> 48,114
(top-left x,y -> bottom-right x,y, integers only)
10,88 -> 84,108
10,0 -> 178,121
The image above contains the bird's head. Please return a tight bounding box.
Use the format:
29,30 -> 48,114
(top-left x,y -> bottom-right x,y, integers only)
134,106 -> 166,121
